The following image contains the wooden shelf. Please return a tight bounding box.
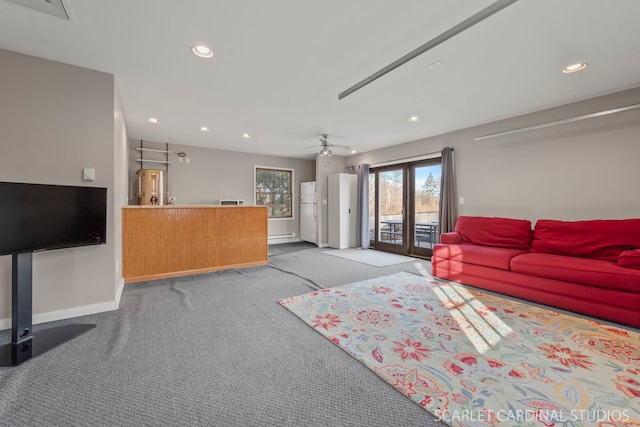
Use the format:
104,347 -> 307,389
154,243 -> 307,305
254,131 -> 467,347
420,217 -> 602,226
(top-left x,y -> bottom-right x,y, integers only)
136,158 -> 171,164
135,147 -> 172,154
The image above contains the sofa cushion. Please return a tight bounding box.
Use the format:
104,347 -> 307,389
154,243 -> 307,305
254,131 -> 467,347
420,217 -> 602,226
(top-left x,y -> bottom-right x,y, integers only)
432,256 -> 640,327
454,216 -> 533,250
439,232 -> 462,244
511,253 -> 640,292
531,218 -> 640,261
619,249 -> 640,270
433,243 -> 528,271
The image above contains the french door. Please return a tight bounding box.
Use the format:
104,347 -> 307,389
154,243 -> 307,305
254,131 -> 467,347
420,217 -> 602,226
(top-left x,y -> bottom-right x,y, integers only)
369,159 -> 441,257
372,167 -> 406,254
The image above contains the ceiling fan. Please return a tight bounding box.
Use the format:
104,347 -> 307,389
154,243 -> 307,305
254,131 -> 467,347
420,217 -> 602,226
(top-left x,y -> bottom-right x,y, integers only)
305,134 -> 350,157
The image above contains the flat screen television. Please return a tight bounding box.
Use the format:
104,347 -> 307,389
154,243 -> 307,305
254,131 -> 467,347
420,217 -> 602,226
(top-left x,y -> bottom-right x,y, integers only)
0,182 -> 107,256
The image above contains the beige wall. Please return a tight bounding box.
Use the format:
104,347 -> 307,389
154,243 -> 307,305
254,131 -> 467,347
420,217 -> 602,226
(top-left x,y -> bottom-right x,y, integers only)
0,49 -> 123,326
128,141 -> 316,237
348,87 -> 640,223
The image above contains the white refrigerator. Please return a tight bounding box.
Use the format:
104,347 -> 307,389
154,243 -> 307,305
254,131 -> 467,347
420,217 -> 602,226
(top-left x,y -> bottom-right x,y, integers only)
299,181 -> 317,244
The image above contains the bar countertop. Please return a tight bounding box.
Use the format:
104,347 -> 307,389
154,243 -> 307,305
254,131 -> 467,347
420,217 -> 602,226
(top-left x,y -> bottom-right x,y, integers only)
123,204 -> 261,209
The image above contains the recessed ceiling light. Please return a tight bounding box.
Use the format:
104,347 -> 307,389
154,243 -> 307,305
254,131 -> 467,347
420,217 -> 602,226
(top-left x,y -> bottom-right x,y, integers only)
562,63 -> 588,73
147,117 -> 160,124
408,116 -> 421,122
241,133 -> 251,138
350,149 -> 357,154
192,45 -> 213,58
428,61 -> 443,70
200,126 -> 209,131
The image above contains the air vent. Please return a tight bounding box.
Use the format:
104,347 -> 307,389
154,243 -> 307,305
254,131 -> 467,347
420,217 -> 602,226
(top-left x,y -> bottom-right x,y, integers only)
3,0 -> 69,20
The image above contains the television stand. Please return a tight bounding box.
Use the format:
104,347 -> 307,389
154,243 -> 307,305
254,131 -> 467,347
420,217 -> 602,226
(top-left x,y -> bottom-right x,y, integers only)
0,252 -> 96,367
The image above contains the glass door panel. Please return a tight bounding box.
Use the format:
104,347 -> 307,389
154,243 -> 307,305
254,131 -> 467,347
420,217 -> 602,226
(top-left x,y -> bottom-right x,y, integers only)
377,168 -> 405,251
410,162 -> 441,257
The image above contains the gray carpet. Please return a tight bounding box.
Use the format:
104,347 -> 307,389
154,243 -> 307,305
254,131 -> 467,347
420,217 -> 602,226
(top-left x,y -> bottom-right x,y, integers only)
322,248 -> 416,267
267,241 -> 317,257
0,244 -> 444,427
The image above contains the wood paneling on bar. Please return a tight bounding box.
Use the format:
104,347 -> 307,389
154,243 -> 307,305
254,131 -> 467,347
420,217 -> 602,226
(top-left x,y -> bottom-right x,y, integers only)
123,206 -> 268,283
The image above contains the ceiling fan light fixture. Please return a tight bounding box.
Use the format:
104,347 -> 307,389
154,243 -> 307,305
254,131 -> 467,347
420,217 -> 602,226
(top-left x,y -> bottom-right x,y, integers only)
319,147 -> 332,156
192,45 -> 213,58
312,134 -> 348,156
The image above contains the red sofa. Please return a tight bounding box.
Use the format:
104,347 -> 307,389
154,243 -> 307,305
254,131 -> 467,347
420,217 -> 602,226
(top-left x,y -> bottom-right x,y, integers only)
431,216 -> 640,328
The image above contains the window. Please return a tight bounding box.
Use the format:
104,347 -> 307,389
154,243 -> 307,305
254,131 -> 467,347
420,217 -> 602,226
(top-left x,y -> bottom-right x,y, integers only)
255,167 -> 293,218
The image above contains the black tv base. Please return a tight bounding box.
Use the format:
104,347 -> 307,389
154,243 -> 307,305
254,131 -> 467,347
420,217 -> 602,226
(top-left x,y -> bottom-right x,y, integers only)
0,252 -> 96,367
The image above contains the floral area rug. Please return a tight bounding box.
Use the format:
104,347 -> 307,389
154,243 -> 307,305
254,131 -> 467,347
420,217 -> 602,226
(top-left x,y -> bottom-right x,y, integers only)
278,271 -> 640,426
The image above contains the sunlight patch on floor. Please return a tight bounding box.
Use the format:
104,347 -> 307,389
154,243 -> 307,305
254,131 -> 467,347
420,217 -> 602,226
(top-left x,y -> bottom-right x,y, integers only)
433,282 -> 514,354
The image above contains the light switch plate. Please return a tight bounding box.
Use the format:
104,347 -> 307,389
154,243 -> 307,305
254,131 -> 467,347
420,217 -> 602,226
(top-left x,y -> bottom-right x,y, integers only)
83,168 -> 95,181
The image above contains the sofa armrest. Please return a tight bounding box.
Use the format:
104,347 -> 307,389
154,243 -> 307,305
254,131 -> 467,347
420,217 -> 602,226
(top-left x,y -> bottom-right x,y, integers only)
440,232 -> 462,244
618,249 -> 640,270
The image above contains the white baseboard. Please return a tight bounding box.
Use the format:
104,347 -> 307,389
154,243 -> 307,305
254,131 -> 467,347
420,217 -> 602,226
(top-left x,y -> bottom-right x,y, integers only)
268,234 -> 301,245
115,277 -> 125,306
0,278 -> 125,330
318,243 -> 329,248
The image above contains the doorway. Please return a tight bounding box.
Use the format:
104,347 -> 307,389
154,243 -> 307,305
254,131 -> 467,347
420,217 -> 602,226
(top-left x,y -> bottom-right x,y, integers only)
369,159 -> 441,257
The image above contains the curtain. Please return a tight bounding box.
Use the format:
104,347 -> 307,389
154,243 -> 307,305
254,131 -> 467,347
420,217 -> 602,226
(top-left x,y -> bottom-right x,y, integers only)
346,164 -> 370,249
438,147 -> 457,234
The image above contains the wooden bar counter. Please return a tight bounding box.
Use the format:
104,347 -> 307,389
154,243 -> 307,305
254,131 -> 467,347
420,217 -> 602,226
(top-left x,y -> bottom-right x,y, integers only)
122,205 -> 268,283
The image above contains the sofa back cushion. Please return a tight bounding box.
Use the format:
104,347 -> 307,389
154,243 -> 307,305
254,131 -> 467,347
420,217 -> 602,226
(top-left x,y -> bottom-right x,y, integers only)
454,216 -> 533,249
618,249 -> 640,270
531,219 -> 640,261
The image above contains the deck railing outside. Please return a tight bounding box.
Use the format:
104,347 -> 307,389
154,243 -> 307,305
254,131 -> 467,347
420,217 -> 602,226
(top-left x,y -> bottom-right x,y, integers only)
369,211 -> 439,247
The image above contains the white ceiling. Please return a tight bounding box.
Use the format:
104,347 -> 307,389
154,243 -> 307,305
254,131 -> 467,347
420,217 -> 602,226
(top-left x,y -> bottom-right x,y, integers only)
1,0 -> 640,159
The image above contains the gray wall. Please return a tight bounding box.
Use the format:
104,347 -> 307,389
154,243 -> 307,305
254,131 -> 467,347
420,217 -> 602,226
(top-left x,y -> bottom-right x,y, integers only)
348,87 -> 640,223
128,141 -> 315,237
0,49 -> 124,326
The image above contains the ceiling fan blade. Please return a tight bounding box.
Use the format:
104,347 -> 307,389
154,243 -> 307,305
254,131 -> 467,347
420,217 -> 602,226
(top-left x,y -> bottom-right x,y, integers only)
304,134 -> 350,150
329,143 -> 351,149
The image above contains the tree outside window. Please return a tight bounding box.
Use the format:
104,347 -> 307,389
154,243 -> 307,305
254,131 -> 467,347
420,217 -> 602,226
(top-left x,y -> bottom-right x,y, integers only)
255,167 -> 292,218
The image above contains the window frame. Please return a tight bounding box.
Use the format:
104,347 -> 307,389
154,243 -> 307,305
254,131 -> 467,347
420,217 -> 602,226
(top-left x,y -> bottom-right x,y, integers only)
253,166 -> 294,220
